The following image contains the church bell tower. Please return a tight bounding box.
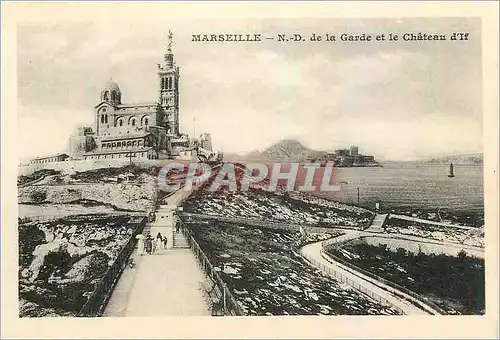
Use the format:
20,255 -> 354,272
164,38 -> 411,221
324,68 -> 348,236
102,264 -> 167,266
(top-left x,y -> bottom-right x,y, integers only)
157,30 -> 180,136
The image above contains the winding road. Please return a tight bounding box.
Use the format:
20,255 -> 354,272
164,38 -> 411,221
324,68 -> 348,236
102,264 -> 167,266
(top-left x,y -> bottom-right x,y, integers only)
301,235 -> 438,315
300,227 -> 484,315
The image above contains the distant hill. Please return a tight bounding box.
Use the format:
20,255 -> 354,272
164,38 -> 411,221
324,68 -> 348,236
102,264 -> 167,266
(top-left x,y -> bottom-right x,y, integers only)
418,153 -> 483,165
233,139 -> 327,162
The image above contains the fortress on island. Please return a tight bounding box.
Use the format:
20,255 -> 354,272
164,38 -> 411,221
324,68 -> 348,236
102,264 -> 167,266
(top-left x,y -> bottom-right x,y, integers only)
29,31 -> 215,166
324,146 -> 378,167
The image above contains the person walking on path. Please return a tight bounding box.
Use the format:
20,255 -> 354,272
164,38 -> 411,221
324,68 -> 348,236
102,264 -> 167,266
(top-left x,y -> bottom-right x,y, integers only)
163,236 -> 168,249
156,232 -> 163,252
136,234 -> 145,256
152,235 -> 157,253
145,235 -> 153,255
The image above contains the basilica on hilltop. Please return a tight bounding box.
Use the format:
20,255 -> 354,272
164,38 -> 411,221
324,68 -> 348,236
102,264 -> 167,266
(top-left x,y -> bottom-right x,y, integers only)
69,31 -> 195,161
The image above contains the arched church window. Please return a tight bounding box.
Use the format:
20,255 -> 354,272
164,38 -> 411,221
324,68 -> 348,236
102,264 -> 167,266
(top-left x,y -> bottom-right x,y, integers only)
119,120 -> 123,127
101,115 -> 105,124
105,115 -> 108,124
104,91 -> 110,101
111,91 -> 116,101
161,78 -> 165,90
144,118 -> 148,126
131,119 -> 136,126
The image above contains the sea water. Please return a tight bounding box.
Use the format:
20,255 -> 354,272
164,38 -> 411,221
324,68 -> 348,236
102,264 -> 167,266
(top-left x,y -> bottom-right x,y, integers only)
320,163 -> 483,212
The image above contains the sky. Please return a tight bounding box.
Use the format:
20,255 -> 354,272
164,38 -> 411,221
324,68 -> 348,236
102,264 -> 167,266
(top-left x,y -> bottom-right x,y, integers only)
17,18 -> 483,163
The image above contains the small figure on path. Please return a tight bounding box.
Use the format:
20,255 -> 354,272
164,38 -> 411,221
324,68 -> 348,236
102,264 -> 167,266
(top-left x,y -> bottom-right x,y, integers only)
136,234 -> 145,256
175,221 -> 180,233
145,235 -> 153,255
163,236 -> 168,249
156,232 -> 163,252
152,236 -> 157,253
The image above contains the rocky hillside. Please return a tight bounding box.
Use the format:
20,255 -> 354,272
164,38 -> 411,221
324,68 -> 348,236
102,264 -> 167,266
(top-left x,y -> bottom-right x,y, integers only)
18,165 -> 159,212
244,139 -> 326,161
18,178 -> 157,212
18,215 -> 139,317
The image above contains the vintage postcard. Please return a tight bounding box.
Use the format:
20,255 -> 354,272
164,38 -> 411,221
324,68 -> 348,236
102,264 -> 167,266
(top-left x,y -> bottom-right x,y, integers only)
2,1 -> 499,339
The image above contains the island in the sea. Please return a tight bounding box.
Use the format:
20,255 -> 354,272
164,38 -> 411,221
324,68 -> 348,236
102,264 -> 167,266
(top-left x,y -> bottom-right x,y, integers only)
225,139 -> 380,167
315,145 -> 380,167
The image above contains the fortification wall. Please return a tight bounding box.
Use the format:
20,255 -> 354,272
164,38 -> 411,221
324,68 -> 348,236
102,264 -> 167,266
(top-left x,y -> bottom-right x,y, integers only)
18,159 -> 173,177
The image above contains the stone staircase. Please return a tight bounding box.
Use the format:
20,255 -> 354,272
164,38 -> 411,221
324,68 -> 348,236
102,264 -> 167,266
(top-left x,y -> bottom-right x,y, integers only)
142,223 -> 152,237
366,214 -> 388,233
172,230 -> 190,248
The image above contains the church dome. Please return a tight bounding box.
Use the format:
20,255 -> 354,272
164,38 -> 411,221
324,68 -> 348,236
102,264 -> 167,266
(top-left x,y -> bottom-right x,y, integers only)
100,78 -> 122,104
102,79 -> 121,93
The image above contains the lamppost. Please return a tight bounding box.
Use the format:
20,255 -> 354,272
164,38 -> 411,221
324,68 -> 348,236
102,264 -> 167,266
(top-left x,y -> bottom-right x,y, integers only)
127,151 -> 136,167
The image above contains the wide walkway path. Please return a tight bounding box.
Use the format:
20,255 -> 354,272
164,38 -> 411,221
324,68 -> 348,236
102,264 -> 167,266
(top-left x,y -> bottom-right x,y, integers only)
103,189 -> 210,317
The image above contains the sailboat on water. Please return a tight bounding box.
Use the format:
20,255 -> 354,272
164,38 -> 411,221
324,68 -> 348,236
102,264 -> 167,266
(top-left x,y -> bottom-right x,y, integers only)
448,163 -> 455,178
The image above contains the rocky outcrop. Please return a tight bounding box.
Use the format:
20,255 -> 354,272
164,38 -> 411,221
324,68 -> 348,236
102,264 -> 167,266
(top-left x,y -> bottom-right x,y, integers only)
18,177 -> 157,212
18,216 -> 136,317
19,298 -> 65,317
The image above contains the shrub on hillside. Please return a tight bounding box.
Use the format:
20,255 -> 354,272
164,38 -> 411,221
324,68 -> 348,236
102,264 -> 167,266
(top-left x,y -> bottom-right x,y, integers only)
30,190 -> 47,203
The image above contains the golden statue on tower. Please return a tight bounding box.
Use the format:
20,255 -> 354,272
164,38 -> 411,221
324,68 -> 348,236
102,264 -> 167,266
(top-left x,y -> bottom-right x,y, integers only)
167,30 -> 173,54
